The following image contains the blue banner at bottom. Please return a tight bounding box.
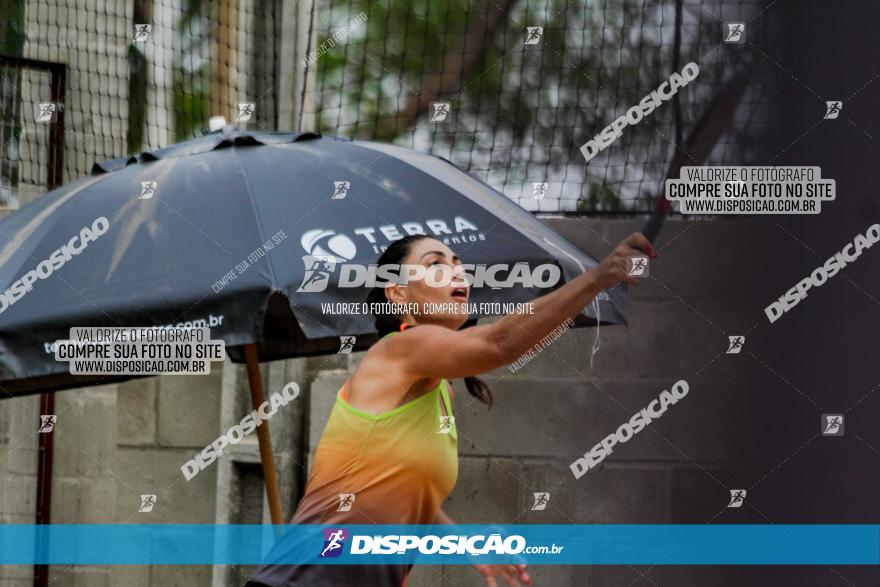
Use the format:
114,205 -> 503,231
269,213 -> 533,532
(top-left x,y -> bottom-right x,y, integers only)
1,524 -> 878,565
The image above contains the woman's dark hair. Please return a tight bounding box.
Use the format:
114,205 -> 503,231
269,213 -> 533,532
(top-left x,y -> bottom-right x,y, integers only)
366,234 -> 493,408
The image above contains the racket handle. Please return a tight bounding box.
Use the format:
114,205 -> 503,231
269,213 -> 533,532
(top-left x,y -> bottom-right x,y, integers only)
641,210 -> 665,243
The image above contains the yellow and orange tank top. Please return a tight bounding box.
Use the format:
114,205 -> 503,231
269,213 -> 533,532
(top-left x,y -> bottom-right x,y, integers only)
291,331 -> 459,527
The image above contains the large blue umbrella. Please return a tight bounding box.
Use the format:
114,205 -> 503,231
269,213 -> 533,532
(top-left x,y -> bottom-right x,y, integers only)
0,128 -> 626,396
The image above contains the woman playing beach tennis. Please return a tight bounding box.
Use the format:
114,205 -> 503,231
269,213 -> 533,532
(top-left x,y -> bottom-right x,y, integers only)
248,231 -> 655,587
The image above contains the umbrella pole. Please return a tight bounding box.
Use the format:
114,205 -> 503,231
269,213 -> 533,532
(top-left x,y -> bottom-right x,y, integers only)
34,392 -> 54,587
243,344 -> 284,526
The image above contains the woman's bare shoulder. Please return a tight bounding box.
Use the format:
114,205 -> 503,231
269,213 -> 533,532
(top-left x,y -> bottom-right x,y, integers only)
345,338 -> 412,406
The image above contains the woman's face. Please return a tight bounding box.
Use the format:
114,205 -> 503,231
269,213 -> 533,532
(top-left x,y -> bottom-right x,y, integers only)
385,238 -> 470,329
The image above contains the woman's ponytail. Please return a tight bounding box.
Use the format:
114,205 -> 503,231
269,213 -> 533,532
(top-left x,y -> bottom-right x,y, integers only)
464,375 -> 493,408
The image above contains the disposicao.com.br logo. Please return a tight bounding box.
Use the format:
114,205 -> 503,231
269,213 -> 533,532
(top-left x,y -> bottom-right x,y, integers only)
317,530 -> 563,558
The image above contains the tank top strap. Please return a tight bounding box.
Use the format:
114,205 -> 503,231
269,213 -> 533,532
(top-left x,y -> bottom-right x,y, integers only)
439,379 -> 452,415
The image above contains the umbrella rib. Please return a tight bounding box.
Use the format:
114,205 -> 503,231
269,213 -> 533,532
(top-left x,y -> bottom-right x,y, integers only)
233,147 -> 280,291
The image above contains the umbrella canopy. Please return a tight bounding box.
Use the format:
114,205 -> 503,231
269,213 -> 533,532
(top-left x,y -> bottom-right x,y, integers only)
0,128 -> 626,397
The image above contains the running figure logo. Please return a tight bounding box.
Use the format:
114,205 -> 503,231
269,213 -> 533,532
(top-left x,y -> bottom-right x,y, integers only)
332,181 -> 350,200
727,489 -> 746,508
36,102 -> 58,123
298,256 -> 336,292
297,229 -> 357,293
726,335 -> 745,354
723,22 -> 745,43
236,102 -> 255,122
337,493 -> 356,512
525,27 -> 543,44
821,414 -> 844,436
430,102 -> 451,122
320,528 -> 348,558
38,415 -> 56,433
627,256 -> 649,277
337,336 -> 356,354
140,181 -> 157,200
531,182 -> 549,200
133,24 -> 151,42
824,101 -> 843,119
531,492 -> 550,511
437,416 -> 455,434
138,494 -> 157,513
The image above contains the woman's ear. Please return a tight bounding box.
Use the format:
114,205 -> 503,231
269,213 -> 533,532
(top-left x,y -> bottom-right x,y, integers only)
384,284 -> 407,305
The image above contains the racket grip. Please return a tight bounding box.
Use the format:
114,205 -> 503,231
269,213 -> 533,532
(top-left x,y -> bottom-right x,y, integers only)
641,211 -> 665,243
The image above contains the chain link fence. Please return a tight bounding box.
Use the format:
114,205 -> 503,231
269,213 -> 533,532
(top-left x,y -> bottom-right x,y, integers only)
0,0 -> 774,213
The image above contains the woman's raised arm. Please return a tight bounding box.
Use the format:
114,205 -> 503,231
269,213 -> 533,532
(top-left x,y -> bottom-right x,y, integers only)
386,232 -> 655,380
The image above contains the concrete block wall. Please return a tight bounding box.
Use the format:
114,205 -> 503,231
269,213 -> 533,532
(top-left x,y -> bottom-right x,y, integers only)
0,393 -> 39,586
0,368 -> 223,586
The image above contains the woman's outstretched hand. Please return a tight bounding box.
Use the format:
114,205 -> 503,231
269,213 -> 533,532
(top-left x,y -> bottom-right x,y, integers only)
474,562 -> 532,586
592,231 -> 656,290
